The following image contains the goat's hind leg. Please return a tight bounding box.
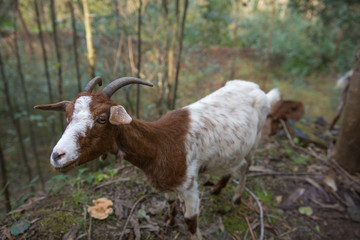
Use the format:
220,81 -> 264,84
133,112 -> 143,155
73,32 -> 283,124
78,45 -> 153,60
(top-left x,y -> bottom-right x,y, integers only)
232,160 -> 249,205
211,174 -> 231,195
164,192 -> 178,226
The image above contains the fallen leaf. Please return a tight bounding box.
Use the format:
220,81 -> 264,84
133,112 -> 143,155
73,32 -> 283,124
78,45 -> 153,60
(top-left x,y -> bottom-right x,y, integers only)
347,206 -> 360,223
140,224 -> 160,232
130,217 -> 141,240
137,209 -> 147,219
298,206 -> 313,216
218,217 -> 225,232
87,197 -> 113,220
10,219 -> 30,236
276,195 -> 283,204
323,175 -> 337,192
147,199 -> 166,215
62,226 -> 78,240
283,188 -> 305,208
1,227 -> 13,240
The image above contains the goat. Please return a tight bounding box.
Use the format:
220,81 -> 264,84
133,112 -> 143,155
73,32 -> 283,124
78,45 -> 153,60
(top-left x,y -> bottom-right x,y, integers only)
35,77 -> 280,240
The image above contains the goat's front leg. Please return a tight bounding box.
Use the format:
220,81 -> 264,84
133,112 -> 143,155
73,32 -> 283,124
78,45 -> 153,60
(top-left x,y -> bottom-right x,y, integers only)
180,180 -> 202,240
164,192 -> 177,226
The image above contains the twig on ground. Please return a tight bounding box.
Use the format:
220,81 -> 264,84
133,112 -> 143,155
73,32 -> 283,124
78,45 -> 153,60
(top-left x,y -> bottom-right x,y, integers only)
239,212 -> 256,240
119,195 -> 148,240
241,198 -> 260,214
245,187 -> 264,240
53,208 -> 81,214
280,120 -> 360,191
88,216 -> 92,240
248,171 -> 318,177
94,178 -> 130,190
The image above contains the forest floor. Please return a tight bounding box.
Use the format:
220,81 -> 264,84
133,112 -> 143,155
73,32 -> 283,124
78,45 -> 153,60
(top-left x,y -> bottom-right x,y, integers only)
1,129 -> 360,240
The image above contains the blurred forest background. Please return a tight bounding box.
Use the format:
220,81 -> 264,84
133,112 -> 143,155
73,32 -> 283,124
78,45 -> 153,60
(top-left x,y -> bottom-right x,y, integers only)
0,0 -> 360,231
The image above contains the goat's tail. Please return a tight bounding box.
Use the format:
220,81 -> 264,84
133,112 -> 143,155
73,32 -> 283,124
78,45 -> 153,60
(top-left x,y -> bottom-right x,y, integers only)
266,88 -> 280,107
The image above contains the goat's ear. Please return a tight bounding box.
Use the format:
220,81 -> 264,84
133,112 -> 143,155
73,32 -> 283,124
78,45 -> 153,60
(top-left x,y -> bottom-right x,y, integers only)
34,101 -> 71,111
109,105 -> 132,125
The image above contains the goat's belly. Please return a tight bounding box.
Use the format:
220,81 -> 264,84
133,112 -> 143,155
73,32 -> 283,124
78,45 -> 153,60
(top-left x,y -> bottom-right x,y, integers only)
198,156 -> 246,176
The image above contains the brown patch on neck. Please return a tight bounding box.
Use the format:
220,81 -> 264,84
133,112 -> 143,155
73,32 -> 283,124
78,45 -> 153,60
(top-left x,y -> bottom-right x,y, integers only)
116,108 -> 191,192
184,214 -> 198,234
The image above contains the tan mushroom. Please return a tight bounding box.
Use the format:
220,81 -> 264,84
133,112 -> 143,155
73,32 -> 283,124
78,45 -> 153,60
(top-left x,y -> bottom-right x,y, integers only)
87,197 -> 113,220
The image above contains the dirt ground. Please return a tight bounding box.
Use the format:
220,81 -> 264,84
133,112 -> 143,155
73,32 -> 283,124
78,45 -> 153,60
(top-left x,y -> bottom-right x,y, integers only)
1,131 -> 360,240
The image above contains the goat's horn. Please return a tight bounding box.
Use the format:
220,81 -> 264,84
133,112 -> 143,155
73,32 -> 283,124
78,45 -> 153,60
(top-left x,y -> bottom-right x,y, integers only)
83,76 -> 103,92
102,77 -> 153,98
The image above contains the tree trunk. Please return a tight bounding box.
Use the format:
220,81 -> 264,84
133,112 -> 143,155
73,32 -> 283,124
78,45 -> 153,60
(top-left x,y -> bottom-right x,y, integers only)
14,13 -> 45,191
0,141 -> 11,212
171,0 -> 189,110
0,51 -> 34,192
34,0 -> 56,137
136,0 -> 142,119
68,1 -> 82,92
335,44 -> 360,173
166,0 -> 180,109
82,0 -> 95,78
263,0 -> 276,91
50,0 -> 65,130
15,2 -> 34,55
158,0 -> 171,115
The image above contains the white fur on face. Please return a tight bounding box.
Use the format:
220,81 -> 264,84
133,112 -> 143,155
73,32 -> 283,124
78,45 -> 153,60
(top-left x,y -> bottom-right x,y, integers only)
51,96 -> 93,168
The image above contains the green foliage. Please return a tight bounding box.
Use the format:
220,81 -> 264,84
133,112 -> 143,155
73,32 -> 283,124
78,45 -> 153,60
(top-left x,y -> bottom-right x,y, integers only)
47,174 -> 69,192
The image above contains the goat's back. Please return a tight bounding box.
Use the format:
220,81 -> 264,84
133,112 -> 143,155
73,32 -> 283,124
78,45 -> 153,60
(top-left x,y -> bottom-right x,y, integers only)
184,80 -> 271,176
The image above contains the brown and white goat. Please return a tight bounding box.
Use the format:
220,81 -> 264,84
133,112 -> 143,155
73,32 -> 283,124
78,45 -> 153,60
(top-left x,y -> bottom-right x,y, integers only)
35,77 -> 280,240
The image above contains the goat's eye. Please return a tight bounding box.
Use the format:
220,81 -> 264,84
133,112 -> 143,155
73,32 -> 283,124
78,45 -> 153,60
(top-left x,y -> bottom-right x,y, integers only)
96,117 -> 107,124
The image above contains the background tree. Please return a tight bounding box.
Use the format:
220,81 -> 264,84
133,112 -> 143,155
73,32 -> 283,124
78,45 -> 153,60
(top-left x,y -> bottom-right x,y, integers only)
14,3 -> 45,190
34,0 -> 55,137
171,0 -> 189,110
335,44 -> 360,172
136,0 -> 142,118
68,1 -> 82,92
82,0 -> 95,78
50,0 -> 64,130
0,140 -> 11,212
0,51 -> 34,192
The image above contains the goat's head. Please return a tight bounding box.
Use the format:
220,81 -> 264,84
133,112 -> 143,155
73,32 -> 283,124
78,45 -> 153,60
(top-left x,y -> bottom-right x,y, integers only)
34,77 -> 153,172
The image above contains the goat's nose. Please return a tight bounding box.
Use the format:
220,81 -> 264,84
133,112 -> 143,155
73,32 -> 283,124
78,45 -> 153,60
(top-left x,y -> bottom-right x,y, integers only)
52,151 -> 66,162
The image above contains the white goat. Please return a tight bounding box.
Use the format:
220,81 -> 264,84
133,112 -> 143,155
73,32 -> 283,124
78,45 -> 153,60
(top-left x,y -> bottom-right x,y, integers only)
35,77 -> 280,240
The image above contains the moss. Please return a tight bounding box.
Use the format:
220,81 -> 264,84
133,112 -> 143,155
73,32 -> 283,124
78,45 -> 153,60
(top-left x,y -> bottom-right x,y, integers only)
39,210 -> 83,238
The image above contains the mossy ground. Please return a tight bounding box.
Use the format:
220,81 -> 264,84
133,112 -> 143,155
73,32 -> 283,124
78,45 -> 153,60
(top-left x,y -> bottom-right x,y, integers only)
2,134 -> 359,240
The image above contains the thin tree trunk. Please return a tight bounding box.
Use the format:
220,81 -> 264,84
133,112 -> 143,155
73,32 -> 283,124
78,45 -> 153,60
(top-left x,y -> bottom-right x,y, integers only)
136,0 -> 142,119
34,0 -> 56,138
15,3 -> 34,55
68,1 -> 82,92
159,0 -> 171,115
50,0 -> 64,130
14,13 -> 45,191
82,0 -> 95,78
171,0 -> 189,110
263,0 -> 276,91
335,44 -> 360,173
229,0 -> 241,81
331,29 -> 343,76
0,51 -> 34,191
112,0 -> 122,75
0,141 -> 11,212
167,0 -> 180,109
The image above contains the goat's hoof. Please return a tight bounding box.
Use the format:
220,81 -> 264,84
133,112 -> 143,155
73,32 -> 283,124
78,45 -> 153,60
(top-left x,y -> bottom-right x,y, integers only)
164,215 -> 176,227
210,187 -> 222,195
232,196 -> 242,206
